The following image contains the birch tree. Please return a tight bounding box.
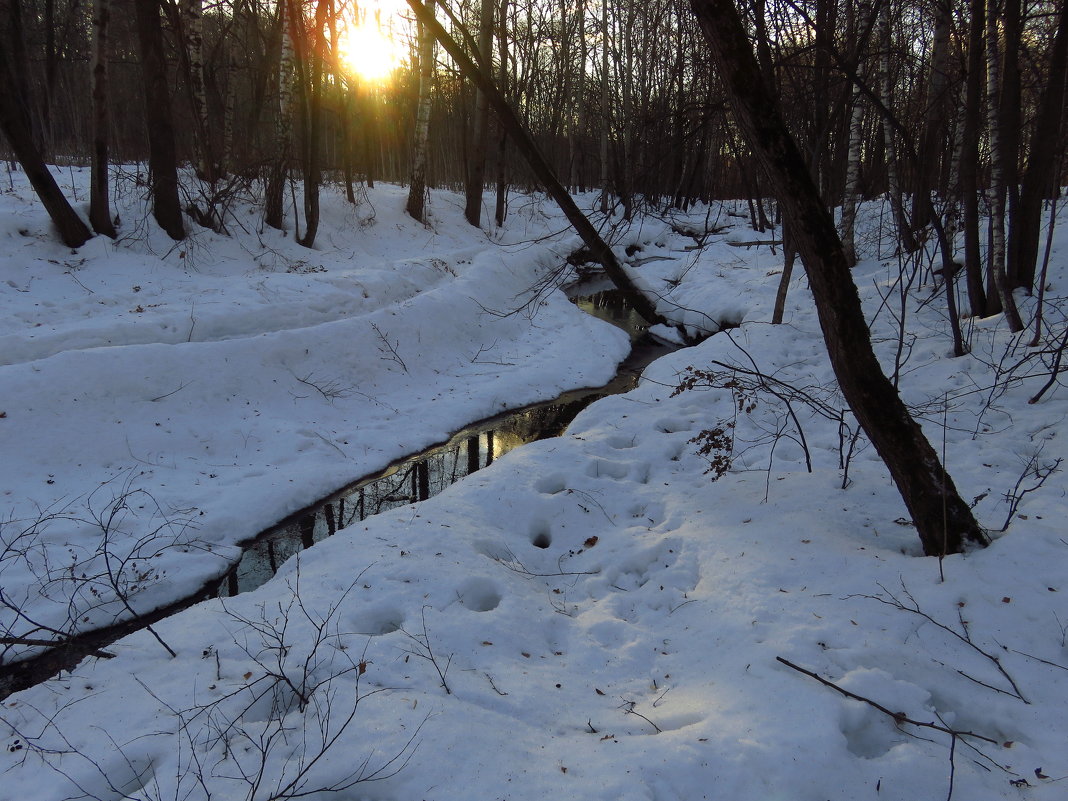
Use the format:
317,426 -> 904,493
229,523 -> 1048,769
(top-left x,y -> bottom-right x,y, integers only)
406,0 -> 436,222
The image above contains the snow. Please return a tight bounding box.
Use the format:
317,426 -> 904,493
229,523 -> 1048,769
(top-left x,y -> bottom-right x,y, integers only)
3,167 -> 1068,801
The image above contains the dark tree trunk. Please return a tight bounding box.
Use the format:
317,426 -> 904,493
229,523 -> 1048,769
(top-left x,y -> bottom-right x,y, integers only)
1008,0 -> 1068,292
134,0 -> 185,241
690,0 -> 987,556
0,49 -> 91,248
297,0 -> 328,249
90,0 -> 117,238
959,0 -> 988,315
463,0 -> 495,227
405,0 -> 667,328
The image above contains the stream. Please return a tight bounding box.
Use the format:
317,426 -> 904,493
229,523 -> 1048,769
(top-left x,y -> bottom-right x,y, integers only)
0,280 -> 673,697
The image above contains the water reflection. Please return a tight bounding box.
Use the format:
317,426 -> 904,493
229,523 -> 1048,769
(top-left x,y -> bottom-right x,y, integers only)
219,286 -> 670,596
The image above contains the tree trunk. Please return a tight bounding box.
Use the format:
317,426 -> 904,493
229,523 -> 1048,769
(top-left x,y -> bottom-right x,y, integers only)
463,0 -> 495,227
406,0 -> 436,222
984,0 -> 1023,330
89,0 -> 117,238
405,0 -> 667,328
690,0 -> 988,556
493,0 -> 509,227
878,2 -> 918,254
839,4 -> 866,269
959,0 -> 987,315
183,0 -> 217,183
599,0 -> 610,213
294,0 -> 328,248
265,0 -> 292,231
1008,0 -> 1068,293
134,0 -> 185,241
0,41 -> 91,247
912,0 -> 952,232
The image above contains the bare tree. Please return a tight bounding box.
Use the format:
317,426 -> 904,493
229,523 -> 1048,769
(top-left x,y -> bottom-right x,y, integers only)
0,19 -> 91,248
134,0 -> 185,241
690,0 -> 988,556
89,0 -> 117,238
407,0 -> 437,223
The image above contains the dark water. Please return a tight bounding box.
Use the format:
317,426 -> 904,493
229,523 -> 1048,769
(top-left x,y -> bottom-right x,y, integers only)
0,283 -> 671,697
219,284 -> 669,595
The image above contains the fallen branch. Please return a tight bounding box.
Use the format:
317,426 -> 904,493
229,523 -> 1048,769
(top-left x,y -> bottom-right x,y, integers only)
775,656 -> 999,744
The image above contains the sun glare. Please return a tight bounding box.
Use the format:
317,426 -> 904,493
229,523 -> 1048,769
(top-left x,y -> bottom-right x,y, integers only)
338,2 -> 409,84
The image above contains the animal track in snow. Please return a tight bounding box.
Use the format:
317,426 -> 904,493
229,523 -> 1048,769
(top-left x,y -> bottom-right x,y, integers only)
348,604 -> 404,635
530,520 -> 553,549
586,458 -> 631,480
534,473 -> 568,495
456,577 -> 502,612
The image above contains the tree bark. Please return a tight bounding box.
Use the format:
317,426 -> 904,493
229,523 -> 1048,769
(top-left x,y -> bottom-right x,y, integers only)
464,0 -> 495,227
89,0 -> 117,238
878,2 -> 918,254
959,0 -> 988,315
134,0 -> 185,241
183,0 -> 217,183
1008,0 -> 1068,293
265,0 -> 292,231
0,40 -> 91,248
406,0 -> 436,222
690,0 -> 988,556
984,0 -> 1023,330
405,0 -> 667,328
297,0 -> 328,248
912,0 -> 952,232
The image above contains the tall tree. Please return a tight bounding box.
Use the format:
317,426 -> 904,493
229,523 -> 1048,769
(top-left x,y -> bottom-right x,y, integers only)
134,0 -> 185,241
984,0 -> 1023,329
959,0 -> 988,315
265,0 -> 293,231
690,0 -> 988,556
464,0 -> 495,227
182,0 -> 219,184
1008,0 -> 1068,292
0,34 -> 91,248
407,0 -> 436,222
89,0 -> 117,238
405,0 -> 667,328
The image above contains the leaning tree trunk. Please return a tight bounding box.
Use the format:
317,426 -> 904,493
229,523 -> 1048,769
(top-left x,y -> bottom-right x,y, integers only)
406,0 -> 436,222
134,0 -> 185,241
0,40 -> 91,247
690,0 -> 988,556
405,0 -> 667,328
89,0 -> 117,238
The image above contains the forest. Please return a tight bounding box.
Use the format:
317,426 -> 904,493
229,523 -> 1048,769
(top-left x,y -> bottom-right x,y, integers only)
2,1 -> 1068,800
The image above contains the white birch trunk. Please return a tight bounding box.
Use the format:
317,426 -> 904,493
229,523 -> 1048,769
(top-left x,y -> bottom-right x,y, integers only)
406,0 -> 436,222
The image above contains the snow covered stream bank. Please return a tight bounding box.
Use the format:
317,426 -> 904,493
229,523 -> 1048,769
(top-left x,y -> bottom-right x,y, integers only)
5,172 -> 1068,801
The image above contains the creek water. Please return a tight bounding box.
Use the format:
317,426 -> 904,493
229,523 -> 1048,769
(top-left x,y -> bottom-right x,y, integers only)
0,281 -> 671,697
219,282 -> 671,595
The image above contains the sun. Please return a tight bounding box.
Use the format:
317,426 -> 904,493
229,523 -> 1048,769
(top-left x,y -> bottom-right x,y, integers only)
337,3 -> 409,83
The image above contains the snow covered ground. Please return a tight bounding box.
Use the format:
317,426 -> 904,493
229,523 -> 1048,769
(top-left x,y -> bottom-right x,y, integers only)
3,168 -> 1068,801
